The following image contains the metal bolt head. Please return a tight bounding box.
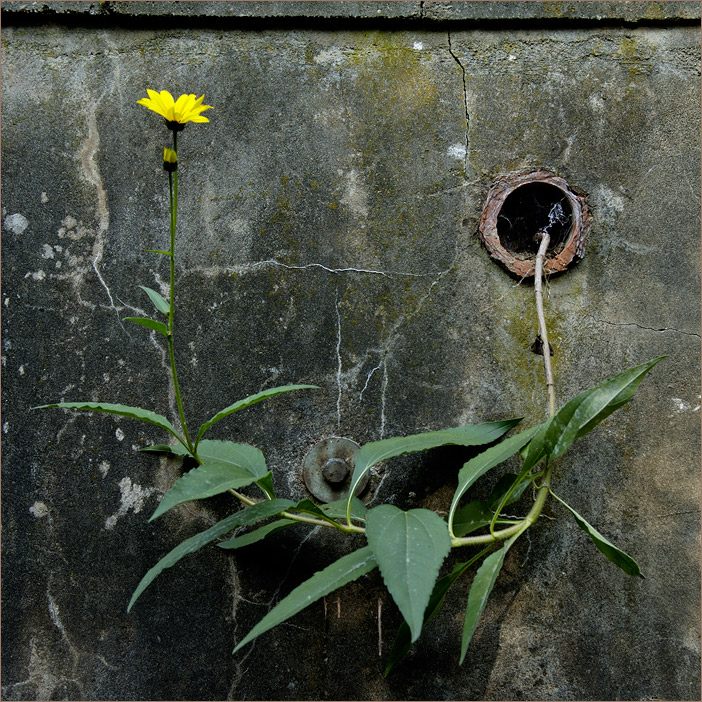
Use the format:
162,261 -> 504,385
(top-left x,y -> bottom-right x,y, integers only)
302,437 -> 368,503
322,458 -> 350,485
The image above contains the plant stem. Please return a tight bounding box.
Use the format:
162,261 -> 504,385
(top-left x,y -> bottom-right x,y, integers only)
227,489 -> 366,534
167,130 -> 193,453
534,229 -> 556,417
470,230 -> 558,546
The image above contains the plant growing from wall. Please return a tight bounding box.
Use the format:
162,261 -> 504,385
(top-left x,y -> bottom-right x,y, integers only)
35,89 -> 665,671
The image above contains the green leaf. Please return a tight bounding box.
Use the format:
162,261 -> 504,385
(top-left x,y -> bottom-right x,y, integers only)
31,401 -> 185,447
460,534 -> 519,664
451,501 -> 495,537
519,414 -> 557,474
195,440 -> 269,479
290,498 -> 329,518
546,356 -> 665,459
151,465 -> 261,521
346,419 -> 522,524
384,548 -> 492,675
448,426 -> 540,536
488,473 -> 531,510
144,248 -> 173,257
128,498 -> 295,611
218,519 -> 299,550
365,505 -> 452,642
321,497 -> 367,522
256,472 -> 276,499
139,285 -> 170,315
194,384 -> 319,447
450,473 -> 534,538
140,444 -> 184,455
233,546 -> 378,653
150,440 -> 271,520
123,316 -> 168,337
551,491 -> 643,578
285,498 -> 345,528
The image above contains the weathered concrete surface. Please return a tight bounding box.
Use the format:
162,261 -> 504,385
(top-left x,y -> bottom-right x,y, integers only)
2,2 -> 700,700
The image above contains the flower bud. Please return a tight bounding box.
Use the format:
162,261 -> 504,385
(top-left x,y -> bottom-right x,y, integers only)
163,147 -> 178,172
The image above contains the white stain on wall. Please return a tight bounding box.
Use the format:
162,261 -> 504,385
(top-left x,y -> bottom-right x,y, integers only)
447,144 -> 466,160
4,213 -> 29,235
30,501 -> 50,518
104,476 -> 156,530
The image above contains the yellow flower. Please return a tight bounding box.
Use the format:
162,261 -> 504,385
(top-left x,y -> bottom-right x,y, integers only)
137,89 -> 212,130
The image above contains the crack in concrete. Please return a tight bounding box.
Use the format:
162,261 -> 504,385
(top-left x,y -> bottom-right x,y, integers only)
359,359 -> 384,402
349,272 -> 449,439
447,32 -> 470,177
192,258 -> 445,279
228,525 -> 320,686
590,316 -> 701,338
335,286 -> 343,431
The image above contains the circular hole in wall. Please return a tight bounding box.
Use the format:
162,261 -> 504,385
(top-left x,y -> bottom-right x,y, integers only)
497,183 -> 573,255
478,170 -> 591,278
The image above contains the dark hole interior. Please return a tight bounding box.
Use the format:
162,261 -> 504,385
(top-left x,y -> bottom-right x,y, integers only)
496,183 -> 573,256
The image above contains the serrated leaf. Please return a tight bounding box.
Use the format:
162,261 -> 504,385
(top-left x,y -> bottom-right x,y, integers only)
460,534 -> 519,664
233,546 -> 378,653
366,505 -> 452,642
547,357 -> 665,459
128,498 -> 295,611
551,492 -> 643,577
194,440 -> 268,479
346,419 -> 522,524
448,425 -> 540,536
123,316 -> 168,337
150,440 -> 271,520
32,401 -> 185,447
218,519 -> 299,550
139,285 -> 170,315
384,548 -> 492,675
194,384 -> 318,447
151,464 -> 261,521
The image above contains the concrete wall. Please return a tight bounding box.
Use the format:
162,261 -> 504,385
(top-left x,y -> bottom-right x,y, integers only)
2,2 -> 700,699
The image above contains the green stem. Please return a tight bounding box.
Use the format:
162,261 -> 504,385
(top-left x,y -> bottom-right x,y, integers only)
226,489 -> 366,534
167,130 -> 193,453
451,463 -> 551,547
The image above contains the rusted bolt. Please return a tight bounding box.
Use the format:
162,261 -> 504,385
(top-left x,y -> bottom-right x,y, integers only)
302,437 -> 369,503
478,169 -> 591,278
322,458 -> 350,485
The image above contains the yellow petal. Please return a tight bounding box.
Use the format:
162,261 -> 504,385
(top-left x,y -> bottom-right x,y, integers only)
173,94 -> 195,121
158,90 -> 176,120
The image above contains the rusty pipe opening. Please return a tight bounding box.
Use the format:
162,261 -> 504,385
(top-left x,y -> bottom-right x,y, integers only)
478,170 -> 591,278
